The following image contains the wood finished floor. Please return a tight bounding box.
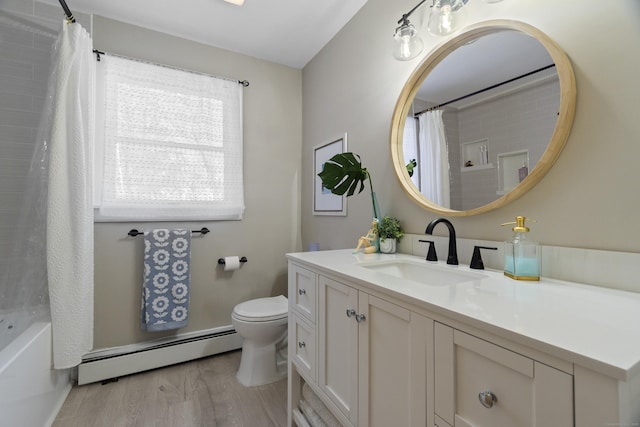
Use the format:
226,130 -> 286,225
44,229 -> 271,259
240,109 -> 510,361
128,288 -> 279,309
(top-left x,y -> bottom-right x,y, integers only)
52,350 -> 287,427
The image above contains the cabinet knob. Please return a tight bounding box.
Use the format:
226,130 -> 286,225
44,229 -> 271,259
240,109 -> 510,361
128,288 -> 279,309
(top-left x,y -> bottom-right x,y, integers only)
298,341 -> 306,348
298,288 -> 306,295
346,309 -> 356,318
355,313 -> 366,323
478,391 -> 497,408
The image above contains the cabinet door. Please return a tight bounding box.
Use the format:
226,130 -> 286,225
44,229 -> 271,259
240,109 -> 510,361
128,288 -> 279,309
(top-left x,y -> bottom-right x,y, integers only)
318,276 -> 359,425
435,323 -> 573,427
358,293 -> 432,427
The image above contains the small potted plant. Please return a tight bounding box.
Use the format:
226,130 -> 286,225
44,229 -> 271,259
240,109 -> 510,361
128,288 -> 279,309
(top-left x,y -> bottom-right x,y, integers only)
377,215 -> 404,253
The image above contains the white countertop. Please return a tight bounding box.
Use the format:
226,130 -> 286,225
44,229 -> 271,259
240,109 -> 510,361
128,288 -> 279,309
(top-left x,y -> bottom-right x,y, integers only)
287,249 -> 640,381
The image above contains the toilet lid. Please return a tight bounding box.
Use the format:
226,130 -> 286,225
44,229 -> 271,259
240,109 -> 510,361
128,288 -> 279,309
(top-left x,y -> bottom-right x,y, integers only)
233,295 -> 288,321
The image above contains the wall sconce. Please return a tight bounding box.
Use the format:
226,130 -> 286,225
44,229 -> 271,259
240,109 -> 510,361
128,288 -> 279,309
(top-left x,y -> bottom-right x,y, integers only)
427,0 -> 469,36
393,15 -> 424,60
393,0 -> 503,61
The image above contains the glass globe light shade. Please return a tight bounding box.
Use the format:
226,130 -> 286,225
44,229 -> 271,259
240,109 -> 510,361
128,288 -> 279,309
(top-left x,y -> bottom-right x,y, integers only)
427,0 -> 466,36
393,22 -> 424,61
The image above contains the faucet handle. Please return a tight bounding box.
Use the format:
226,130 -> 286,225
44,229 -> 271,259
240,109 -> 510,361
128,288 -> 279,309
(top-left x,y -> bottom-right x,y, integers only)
419,239 -> 438,262
470,246 -> 498,270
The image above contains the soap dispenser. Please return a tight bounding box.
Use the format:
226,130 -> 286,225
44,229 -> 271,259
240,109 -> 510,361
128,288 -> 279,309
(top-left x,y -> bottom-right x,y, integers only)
501,216 -> 540,281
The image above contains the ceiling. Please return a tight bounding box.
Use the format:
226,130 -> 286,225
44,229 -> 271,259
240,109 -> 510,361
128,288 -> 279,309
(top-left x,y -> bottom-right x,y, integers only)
45,0 -> 553,100
48,0 -> 368,69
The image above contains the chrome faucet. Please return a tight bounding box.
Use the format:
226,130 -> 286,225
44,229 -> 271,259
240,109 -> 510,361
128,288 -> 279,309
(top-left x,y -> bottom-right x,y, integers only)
425,218 -> 458,265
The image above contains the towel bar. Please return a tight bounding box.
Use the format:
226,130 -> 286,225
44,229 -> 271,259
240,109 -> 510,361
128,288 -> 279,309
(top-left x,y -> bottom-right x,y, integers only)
127,227 -> 210,237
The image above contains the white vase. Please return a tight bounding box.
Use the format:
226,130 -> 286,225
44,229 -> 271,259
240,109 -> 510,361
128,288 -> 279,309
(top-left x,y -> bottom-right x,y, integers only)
379,238 -> 397,254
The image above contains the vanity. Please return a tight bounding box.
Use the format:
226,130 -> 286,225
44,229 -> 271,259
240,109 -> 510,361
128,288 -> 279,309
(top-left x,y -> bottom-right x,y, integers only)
289,15 -> 638,427
286,250 -> 640,427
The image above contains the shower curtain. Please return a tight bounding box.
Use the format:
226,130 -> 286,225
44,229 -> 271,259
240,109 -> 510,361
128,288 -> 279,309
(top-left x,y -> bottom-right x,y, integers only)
46,21 -> 94,369
418,110 -> 450,208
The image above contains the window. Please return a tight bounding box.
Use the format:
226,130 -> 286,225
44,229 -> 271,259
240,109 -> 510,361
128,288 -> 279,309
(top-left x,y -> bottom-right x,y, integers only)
95,55 -> 244,221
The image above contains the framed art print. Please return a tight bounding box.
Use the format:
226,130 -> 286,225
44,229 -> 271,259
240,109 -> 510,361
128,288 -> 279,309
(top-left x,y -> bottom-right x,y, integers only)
313,134 -> 347,216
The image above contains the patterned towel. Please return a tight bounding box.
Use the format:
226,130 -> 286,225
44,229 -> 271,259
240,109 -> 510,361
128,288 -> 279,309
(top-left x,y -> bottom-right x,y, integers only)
141,229 -> 191,332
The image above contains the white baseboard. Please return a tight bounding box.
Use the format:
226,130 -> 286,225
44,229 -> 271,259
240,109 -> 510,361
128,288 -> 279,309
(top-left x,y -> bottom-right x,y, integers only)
78,327 -> 243,385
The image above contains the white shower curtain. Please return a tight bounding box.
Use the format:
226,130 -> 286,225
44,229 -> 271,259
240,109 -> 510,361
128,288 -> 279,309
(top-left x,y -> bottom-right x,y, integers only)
46,21 -> 94,369
418,110 -> 450,208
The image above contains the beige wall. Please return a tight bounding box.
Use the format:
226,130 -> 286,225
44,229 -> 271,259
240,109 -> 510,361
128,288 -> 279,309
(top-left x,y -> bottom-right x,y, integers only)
302,0 -> 640,254
84,0 -> 640,348
93,17 -> 302,349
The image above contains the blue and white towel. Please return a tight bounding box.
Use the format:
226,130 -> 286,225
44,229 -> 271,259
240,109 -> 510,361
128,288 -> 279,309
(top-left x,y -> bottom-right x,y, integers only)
141,229 -> 191,332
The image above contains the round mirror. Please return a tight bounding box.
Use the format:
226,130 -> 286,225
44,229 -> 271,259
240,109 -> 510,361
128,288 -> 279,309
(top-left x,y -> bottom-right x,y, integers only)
390,20 -> 576,216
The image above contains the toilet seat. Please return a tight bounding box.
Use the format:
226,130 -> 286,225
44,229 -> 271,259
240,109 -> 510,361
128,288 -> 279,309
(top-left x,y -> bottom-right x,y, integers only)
232,295 -> 288,322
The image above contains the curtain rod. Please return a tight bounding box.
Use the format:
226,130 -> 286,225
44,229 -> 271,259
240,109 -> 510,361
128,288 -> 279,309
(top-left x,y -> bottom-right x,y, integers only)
92,49 -> 250,87
415,63 -> 556,116
58,0 -> 75,23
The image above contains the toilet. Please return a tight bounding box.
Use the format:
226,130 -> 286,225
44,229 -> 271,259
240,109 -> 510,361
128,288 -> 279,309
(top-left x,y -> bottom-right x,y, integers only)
231,295 -> 288,387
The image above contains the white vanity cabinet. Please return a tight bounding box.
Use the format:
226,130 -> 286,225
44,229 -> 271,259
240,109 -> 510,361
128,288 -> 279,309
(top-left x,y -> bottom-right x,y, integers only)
287,251 -> 640,427
318,274 -> 431,427
288,260 -> 432,427
433,322 -> 573,427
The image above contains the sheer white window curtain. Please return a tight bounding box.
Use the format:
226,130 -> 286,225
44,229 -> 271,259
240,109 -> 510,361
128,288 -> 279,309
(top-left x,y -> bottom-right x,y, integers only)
96,55 -> 244,220
418,110 -> 450,208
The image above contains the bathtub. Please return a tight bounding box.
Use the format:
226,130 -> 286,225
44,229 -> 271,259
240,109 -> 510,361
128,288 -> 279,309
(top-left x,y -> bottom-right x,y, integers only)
0,309 -> 39,351
0,320 -> 72,427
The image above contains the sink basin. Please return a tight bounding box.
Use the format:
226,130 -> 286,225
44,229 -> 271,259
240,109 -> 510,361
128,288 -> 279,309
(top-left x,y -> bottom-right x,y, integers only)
358,259 -> 486,286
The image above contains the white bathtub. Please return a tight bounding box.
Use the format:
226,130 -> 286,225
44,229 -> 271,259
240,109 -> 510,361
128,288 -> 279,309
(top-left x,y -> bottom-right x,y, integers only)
0,321 -> 72,427
0,309 -> 38,351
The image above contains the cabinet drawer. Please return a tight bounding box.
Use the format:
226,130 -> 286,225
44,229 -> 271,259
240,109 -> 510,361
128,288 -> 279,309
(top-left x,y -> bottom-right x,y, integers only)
435,324 -> 573,427
434,414 -> 452,427
289,264 -> 316,322
292,314 -> 316,381
454,330 -> 534,427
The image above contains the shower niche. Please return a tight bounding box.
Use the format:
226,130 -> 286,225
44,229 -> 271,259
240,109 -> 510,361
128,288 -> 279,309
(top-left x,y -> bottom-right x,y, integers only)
461,138 -> 494,171
497,150 -> 529,195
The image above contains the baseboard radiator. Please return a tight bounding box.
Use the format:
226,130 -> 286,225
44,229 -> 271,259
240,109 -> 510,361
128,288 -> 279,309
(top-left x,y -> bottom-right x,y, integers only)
77,325 -> 243,385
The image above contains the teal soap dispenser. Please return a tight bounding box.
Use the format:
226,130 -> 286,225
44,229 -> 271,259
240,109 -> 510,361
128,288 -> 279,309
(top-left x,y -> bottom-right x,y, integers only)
501,216 -> 540,281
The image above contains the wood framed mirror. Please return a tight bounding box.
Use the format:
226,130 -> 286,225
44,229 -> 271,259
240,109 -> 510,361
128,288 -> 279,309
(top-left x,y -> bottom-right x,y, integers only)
390,20 -> 576,216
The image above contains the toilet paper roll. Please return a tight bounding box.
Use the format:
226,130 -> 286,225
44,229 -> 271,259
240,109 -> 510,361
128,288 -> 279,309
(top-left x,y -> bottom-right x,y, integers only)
223,256 -> 241,271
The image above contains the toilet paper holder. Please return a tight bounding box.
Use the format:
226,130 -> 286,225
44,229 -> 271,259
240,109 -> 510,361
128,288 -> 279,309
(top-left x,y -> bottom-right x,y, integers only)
217,256 -> 248,265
